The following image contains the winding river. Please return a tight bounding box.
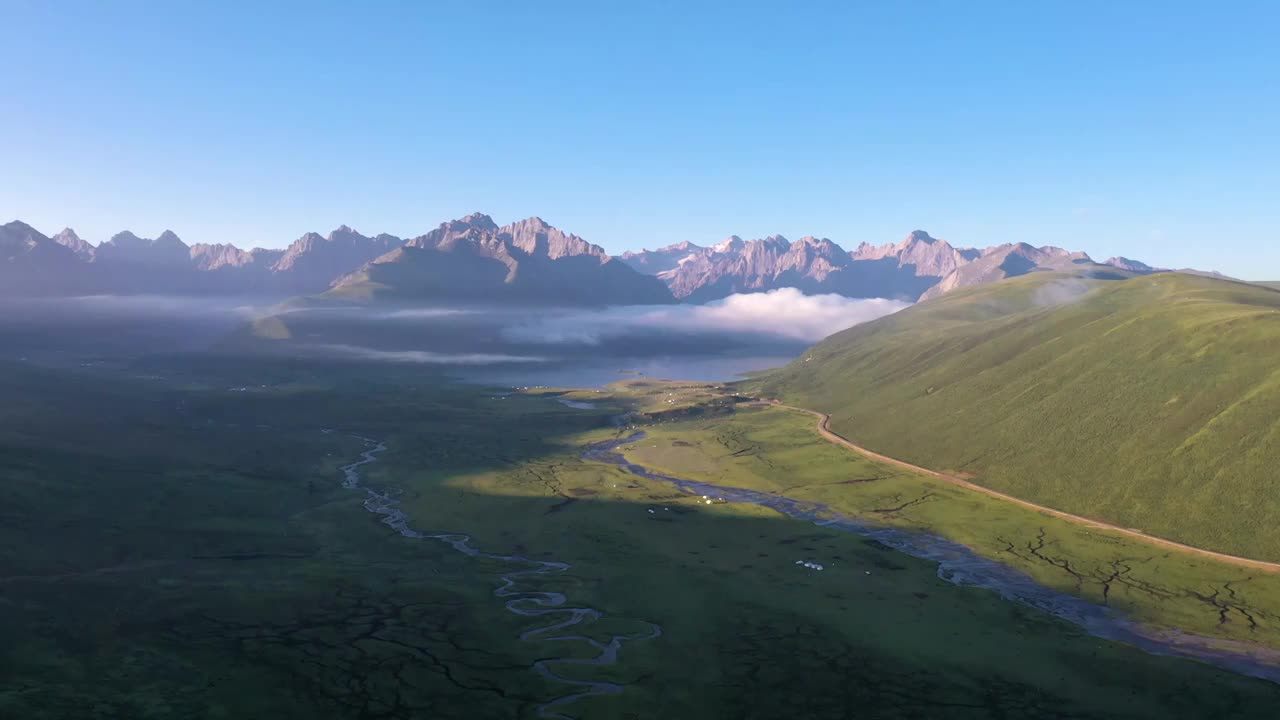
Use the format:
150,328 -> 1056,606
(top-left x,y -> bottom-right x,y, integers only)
339,436 -> 662,719
586,431 -> 1280,685
337,425 -> 1279,719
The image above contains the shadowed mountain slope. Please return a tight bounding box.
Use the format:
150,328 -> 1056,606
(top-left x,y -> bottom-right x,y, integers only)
328,214 -> 674,306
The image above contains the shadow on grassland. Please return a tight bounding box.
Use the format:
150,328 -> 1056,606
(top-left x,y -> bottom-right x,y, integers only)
1,357 -> 1279,719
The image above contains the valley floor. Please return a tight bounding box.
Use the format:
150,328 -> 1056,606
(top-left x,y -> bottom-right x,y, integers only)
618,387 -> 1280,654
3,360 -> 1280,718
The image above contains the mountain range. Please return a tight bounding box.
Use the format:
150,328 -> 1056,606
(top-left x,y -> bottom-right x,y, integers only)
0,221 -> 400,297
4,214 -> 1182,304
621,230 -> 1164,302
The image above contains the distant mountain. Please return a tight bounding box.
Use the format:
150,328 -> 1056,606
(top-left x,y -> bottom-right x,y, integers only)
844,230 -> 982,300
623,229 -> 1178,303
185,244 -> 285,294
619,241 -> 705,274
918,243 -> 1114,301
0,221 -> 404,297
852,230 -> 980,275
190,243 -> 256,270
656,235 -> 841,302
1,215 -> 1185,303
329,214 -> 673,306
649,230 -> 985,303
1104,256 -> 1160,273
52,228 -> 94,260
1170,267 -> 1236,281
0,221 -> 89,294
96,229 -> 192,269
272,226 -> 401,293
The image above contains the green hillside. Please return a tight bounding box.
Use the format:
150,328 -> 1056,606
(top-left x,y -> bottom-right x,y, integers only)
757,271 -> 1280,561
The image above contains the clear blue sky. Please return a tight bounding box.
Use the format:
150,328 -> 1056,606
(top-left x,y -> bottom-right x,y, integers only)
3,1 -> 1278,277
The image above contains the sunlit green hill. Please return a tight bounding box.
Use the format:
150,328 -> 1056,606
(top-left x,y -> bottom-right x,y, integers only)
758,271 -> 1280,560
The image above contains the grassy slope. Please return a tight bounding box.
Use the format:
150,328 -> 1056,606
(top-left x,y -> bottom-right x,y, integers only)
5,362 -> 1280,718
621,403 -> 1280,647
757,272 -> 1280,561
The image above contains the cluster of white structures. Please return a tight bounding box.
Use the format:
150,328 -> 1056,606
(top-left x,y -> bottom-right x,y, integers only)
795,560 -> 826,571
700,495 -> 723,505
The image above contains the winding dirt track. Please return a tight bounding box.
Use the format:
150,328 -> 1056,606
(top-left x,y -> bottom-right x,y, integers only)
764,401 -> 1280,574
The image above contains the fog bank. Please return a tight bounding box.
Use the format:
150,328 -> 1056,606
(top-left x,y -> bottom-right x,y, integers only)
501,289 -> 910,345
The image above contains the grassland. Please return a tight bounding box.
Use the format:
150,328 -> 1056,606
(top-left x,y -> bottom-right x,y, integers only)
756,271 -> 1280,562
617,396 -> 1280,648
4,359 -> 1280,718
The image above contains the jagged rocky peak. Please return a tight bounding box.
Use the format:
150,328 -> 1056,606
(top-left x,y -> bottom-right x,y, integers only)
619,239 -> 710,274
251,247 -> 285,261
623,240 -> 698,258
328,213 -> 674,305
712,235 -> 745,253
2,219 -> 43,235
189,242 -> 256,270
501,216 -> 603,260
327,225 -> 370,243
793,235 -> 839,249
663,240 -> 701,252
98,228 -> 186,249
0,220 -> 52,250
789,236 -> 847,262
96,228 -> 191,266
1035,244 -> 1080,259
992,243 -> 1092,265
622,239 -> 700,258
1106,256 -> 1158,273
458,212 -> 498,230
106,230 -> 145,246
53,227 -> 83,243
52,228 -> 95,259
408,212 -> 502,249
154,229 -> 186,247
276,231 -> 323,257
854,229 -> 940,259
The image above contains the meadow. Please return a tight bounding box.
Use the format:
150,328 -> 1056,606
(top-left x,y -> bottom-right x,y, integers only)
757,272 -> 1280,562
618,397 -> 1280,650
4,357 -> 1280,718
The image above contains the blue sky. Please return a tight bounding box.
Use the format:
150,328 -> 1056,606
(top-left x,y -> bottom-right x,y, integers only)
3,1 -> 1278,277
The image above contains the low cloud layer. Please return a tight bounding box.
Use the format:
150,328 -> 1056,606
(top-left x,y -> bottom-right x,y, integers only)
502,289 -> 910,345
1033,277 -> 1098,307
382,308 -> 478,319
313,343 -> 545,365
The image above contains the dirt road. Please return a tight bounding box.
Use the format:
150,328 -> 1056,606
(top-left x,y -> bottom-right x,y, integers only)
764,401 -> 1280,574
